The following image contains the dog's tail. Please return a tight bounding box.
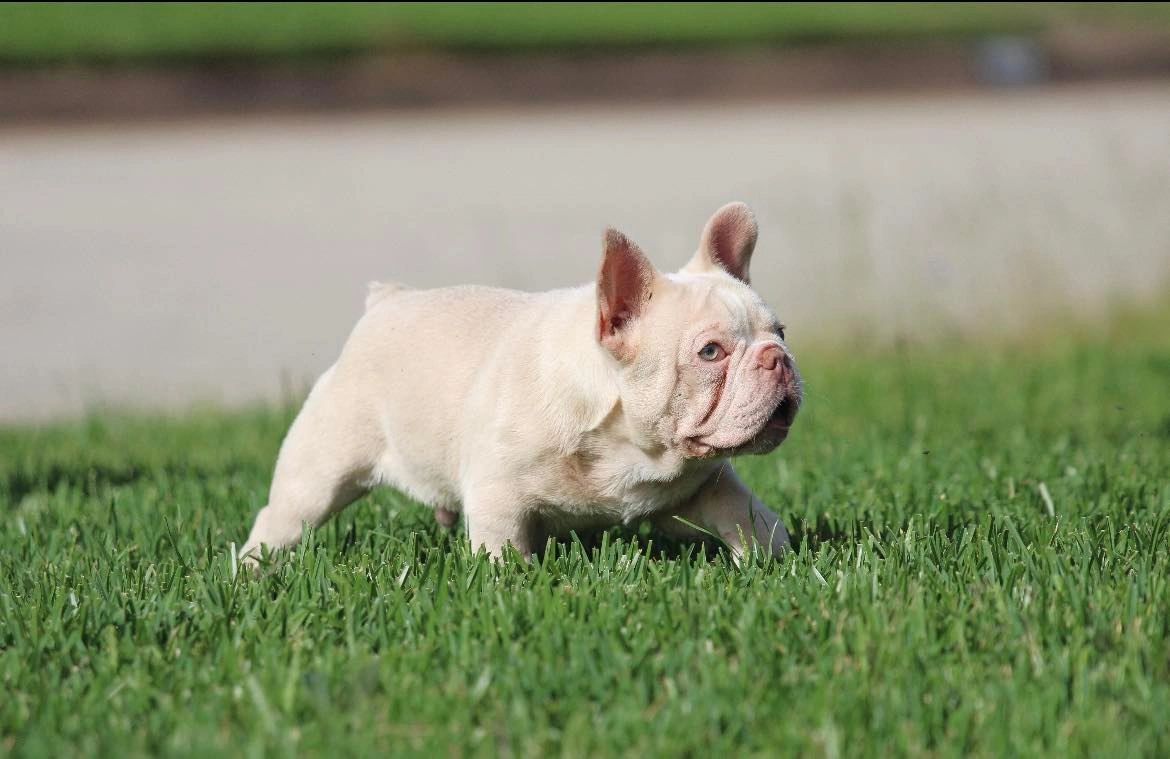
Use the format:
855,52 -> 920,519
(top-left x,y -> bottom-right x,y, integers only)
364,280 -> 410,311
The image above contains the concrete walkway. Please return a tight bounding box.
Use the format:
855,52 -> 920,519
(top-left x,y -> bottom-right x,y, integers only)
3,83 -> 1169,421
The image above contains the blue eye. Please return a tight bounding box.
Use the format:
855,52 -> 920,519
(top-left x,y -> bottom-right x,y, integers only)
698,342 -> 724,361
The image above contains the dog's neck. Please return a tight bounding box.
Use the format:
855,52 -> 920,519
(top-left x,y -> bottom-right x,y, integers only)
536,285 -> 716,478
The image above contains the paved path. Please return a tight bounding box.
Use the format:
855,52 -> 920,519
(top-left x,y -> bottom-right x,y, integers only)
3,84 -> 1169,421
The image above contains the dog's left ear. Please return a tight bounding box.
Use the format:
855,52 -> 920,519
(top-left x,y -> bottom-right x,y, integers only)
683,202 -> 758,284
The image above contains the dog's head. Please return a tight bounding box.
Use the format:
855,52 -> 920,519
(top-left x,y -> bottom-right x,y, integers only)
597,202 -> 802,459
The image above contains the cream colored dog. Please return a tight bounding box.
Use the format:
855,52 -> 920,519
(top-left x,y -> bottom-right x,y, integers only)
240,202 -> 801,563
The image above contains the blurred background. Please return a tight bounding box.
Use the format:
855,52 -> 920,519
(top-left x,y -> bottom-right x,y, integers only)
1,2 -> 1168,422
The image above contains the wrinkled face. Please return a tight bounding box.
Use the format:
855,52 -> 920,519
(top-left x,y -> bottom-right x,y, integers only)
597,202 -> 801,460
622,272 -> 802,459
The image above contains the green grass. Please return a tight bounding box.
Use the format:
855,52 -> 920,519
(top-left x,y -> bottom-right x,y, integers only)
1,3 -> 1168,66
3,305 -> 1170,756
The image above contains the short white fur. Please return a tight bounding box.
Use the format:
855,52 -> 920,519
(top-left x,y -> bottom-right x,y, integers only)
240,202 -> 802,563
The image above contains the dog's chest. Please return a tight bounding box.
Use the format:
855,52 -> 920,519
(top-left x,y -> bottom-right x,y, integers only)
544,446 -> 714,526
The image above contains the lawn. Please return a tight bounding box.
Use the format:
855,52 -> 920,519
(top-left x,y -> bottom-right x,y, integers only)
1,3 -> 1168,65
2,304 -> 1169,756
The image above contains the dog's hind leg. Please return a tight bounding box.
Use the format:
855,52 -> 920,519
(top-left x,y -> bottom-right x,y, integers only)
239,367 -> 377,565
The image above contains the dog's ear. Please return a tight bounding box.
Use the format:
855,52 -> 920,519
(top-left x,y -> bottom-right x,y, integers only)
683,202 -> 758,284
597,228 -> 655,359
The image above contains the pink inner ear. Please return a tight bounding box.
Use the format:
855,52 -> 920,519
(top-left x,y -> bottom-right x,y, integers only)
702,203 -> 758,283
597,229 -> 653,345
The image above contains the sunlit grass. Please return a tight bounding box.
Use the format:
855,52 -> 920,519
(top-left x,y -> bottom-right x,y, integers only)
2,304 -> 1169,755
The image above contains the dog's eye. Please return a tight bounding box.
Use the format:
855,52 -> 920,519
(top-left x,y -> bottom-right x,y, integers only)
698,342 -> 725,361
774,323 -> 786,341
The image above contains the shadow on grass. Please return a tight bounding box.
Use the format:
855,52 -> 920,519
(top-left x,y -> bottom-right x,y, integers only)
565,525 -> 728,563
3,461 -> 144,504
300,499 -> 987,569
332,504 -> 860,567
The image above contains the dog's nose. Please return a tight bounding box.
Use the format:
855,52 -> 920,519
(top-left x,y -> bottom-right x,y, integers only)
756,344 -> 781,372
778,352 -> 794,384
756,344 -> 795,383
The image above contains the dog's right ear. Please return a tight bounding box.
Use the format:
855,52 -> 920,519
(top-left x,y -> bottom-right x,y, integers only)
597,228 -> 655,360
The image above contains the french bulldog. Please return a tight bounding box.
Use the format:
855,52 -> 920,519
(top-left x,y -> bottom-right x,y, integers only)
240,202 -> 801,564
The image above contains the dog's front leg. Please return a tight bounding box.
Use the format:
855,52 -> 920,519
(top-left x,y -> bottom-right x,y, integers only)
463,483 -> 538,559
656,463 -> 790,560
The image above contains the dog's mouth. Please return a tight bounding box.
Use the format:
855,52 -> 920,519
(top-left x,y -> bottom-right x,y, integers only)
763,394 -> 799,436
739,394 -> 798,452
684,392 -> 800,458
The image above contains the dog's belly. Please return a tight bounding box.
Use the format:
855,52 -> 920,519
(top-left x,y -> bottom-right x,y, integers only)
373,446 -> 459,509
339,285 -> 536,508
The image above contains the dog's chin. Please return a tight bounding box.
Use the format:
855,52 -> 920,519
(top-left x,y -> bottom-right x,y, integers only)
682,396 -> 798,459
732,421 -> 791,455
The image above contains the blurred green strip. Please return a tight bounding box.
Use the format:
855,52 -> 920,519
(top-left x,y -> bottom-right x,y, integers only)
0,3 -> 1166,66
